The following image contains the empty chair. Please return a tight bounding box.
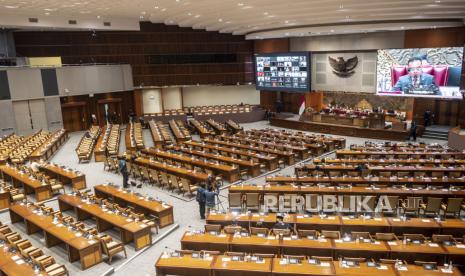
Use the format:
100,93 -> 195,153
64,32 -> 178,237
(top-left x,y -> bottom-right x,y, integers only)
432,234 -> 454,243
204,224 -> 221,233
352,232 -> 371,240
403,234 -> 426,242
250,227 -> 269,236
245,193 -> 260,211
272,228 -> 292,236
100,235 -> 127,264
311,256 -> 333,262
297,229 -> 319,239
375,233 -> 398,241
441,198 -> 463,217
36,256 -> 69,276
401,197 -> 422,217
224,251 -> 246,257
358,195 -> 376,214
321,230 -> 340,239
305,194 -> 320,213
228,193 -> 243,210
223,225 -> 243,234
419,197 -> 442,216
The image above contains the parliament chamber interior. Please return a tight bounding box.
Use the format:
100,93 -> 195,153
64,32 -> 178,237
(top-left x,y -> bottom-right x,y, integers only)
0,1 -> 465,275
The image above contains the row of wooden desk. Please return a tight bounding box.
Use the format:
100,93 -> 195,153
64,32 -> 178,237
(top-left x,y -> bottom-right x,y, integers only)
206,119 -> 227,135
40,163 -> 87,190
189,119 -> 216,138
336,150 -> 465,159
169,120 -> 191,142
180,231 -> 465,265
184,140 -> 279,170
0,165 -> 52,202
134,156 -> 209,183
246,129 -> 346,149
9,203 -> 102,270
0,241 -> 49,275
29,129 -> 68,162
156,254 -> 461,276
206,212 -> 465,236
313,158 -> 465,166
94,184 -> 174,228
263,176 -> 465,187
58,194 -> 152,251
141,148 -> 241,182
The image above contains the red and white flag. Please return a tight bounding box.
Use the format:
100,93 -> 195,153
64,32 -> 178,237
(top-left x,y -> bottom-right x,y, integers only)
298,95 -> 306,115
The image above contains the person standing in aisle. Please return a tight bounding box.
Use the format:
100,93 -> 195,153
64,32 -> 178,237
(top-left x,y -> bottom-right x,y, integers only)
196,183 -> 206,219
118,156 -> 129,189
205,184 -> 220,215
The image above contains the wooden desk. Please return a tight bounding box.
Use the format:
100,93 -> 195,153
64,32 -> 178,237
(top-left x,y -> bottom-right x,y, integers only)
333,261 -> 397,276
169,120 -> 189,142
265,176 -> 465,187
226,120 -> 243,133
336,150 -> 465,159
230,235 -> 281,255
179,147 -> 261,177
9,203 -> 102,270
0,244 -> 48,276
247,129 -> 346,149
272,258 -> 334,275
181,232 -> 231,252
207,119 -> 227,135
148,120 -> 165,148
387,240 -> 447,264
141,148 -> 240,182
58,194 -> 152,250
0,165 -> 52,202
212,254 -> 272,276
40,163 -> 86,190
0,189 -> 10,209
280,236 -> 334,257
333,239 -> 390,259
155,254 -> 214,276
185,140 -> 278,171
94,184 -> 174,228
29,129 -> 67,161
396,265 -> 462,276
203,138 -> 295,165
135,157 -> 209,183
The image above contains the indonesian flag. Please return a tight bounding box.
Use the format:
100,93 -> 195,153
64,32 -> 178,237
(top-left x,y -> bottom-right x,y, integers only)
298,95 -> 306,115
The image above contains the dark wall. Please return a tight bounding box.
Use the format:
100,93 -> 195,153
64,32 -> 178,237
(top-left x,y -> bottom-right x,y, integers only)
14,22 -> 254,87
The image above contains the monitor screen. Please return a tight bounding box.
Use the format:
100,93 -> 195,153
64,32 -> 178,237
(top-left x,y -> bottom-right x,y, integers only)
255,52 -> 311,92
376,47 -> 463,99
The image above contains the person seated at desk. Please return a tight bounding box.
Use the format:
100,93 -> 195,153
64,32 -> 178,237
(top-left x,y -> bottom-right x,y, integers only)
273,215 -> 292,230
391,56 -> 440,95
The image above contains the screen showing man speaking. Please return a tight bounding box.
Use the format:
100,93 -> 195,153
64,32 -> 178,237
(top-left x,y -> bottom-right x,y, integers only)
376,47 -> 463,99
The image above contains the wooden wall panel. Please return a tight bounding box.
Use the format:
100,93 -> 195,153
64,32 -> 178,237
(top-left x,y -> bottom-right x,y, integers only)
260,91 -> 278,111
14,22 -> 254,87
60,90 -> 135,130
306,92 -> 323,112
404,27 -> 465,48
254,38 -> 290,53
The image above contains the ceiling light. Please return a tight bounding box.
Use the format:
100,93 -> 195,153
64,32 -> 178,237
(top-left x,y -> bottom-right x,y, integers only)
238,3 -> 244,6
44,8 -> 57,11
284,20 -> 289,24
154,6 -> 159,9
176,0 -> 181,2
161,8 -> 166,11
435,0 -> 441,2
330,29 -> 335,32
97,15 -> 101,19
187,12 -> 192,16
225,21 -> 232,24
45,12 -> 50,15
218,18 -> 223,22
5,5 -> 19,8
140,15 -> 144,19
194,14 -> 200,18
400,26 -> 405,29
141,11 -> 146,15
285,32 -> 290,36
263,12 -> 268,15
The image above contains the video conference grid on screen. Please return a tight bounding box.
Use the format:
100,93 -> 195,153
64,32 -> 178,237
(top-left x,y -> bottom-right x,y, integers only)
376,47 -> 464,99
255,53 -> 310,92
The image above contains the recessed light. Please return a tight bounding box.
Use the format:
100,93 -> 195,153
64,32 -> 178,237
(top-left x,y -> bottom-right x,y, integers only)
225,21 -> 232,24
263,12 -> 268,15
5,5 -> 19,8
330,29 -> 335,32
44,8 -> 57,11
218,18 -> 223,22
45,12 -> 50,15
400,26 -> 405,29
97,15 -> 100,19
285,32 -> 290,36
187,12 -> 192,16
161,8 -> 166,11
238,3 -> 244,6
435,0 -> 441,3
140,15 -> 144,19
154,6 -> 159,9
284,20 -> 289,24
141,11 -> 146,15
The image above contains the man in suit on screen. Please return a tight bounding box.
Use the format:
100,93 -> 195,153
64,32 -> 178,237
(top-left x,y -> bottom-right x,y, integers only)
391,56 -> 440,95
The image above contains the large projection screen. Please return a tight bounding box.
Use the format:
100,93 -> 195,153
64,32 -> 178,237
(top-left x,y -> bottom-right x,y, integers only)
376,47 -> 463,99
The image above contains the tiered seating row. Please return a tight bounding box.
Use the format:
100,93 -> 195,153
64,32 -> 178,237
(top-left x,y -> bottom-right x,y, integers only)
75,126 -> 101,163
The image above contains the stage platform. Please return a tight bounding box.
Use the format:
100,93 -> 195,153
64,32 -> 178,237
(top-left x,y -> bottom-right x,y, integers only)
270,117 -> 409,141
